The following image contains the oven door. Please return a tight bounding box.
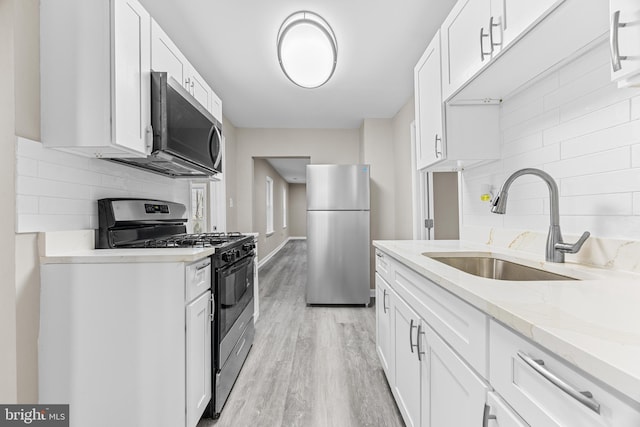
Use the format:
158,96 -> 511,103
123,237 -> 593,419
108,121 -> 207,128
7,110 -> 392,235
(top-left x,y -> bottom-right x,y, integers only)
216,253 -> 254,366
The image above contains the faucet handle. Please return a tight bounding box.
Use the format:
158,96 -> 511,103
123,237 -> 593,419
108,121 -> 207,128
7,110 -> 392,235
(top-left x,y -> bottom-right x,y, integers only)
555,231 -> 590,254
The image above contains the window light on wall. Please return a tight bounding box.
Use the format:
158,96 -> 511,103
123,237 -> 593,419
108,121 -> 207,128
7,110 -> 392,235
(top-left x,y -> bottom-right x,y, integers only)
276,11 -> 338,89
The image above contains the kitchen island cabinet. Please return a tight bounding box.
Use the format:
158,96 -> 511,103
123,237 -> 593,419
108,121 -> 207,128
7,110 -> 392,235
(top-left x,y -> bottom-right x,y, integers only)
374,240 -> 640,427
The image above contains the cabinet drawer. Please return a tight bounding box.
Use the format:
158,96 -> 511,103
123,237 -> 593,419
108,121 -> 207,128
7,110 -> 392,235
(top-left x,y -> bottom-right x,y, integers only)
490,320 -> 640,427
388,256 -> 488,378
186,258 -> 211,302
375,249 -> 394,285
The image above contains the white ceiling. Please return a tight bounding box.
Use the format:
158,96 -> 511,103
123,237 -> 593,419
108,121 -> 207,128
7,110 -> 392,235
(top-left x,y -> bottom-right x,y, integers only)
139,0 -> 457,129
265,158 -> 310,184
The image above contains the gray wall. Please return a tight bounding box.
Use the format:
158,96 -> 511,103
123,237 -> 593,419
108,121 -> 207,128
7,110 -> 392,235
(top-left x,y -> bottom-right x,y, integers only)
253,158 -> 290,260
235,128 -> 361,262
288,183 -> 306,237
1,0 -> 19,403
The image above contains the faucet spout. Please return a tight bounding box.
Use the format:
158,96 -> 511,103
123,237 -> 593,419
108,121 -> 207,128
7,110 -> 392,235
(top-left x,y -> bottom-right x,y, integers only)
490,168 -> 589,263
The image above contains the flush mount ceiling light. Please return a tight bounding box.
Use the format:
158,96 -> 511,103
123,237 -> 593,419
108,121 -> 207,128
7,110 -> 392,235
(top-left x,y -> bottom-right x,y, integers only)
277,11 -> 338,89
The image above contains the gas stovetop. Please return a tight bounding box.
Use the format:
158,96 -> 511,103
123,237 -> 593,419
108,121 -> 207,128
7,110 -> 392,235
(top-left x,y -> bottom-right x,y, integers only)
140,232 -> 247,249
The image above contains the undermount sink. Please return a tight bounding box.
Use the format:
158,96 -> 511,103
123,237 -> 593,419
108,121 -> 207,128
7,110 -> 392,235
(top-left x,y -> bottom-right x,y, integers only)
423,252 -> 578,281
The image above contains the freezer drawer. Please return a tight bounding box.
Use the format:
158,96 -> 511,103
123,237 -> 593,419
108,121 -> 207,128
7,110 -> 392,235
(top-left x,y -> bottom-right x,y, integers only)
307,210 -> 370,304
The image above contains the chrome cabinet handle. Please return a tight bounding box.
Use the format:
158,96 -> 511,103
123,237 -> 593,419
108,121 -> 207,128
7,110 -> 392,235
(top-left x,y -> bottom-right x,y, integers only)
434,134 -> 442,158
610,10 -> 627,72
195,260 -> 211,271
480,27 -> 491,61
376,252 -> 383,258
416,324 -> 425,362
382,289 -> 388,314
409,319 -> 420,360
517,351 -> 601,414
482,404 -> 497,427
489,16 -> 501,51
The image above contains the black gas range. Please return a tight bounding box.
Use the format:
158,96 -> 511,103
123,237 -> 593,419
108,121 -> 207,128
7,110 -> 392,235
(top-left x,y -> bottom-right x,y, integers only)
96,198 -> 255,420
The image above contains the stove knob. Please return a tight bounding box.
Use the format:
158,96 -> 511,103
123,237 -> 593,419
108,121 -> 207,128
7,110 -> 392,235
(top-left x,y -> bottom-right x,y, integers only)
222,252 -> 233,262
242,243 -> 255,251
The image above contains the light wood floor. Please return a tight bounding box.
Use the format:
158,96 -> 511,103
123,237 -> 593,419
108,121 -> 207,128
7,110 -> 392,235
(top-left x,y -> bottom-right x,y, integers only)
198,239 -> 404,427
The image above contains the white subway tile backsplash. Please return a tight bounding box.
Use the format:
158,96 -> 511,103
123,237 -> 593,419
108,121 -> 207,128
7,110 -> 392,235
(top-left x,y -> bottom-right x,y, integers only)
501,98 -> 544,130
557,42 -> 610,85
632,144 -> 640,168
631,95 -> 640,120
15,137 -> 190,233
543,100 -> 630,145
545,147 -> 630,179
544,64 -> 611,112
561,169 -> 640,196
561,120 -> 640,159
462,45 -> 640,242
560,193 -> 632,216
503,110 -> 559,144
559,82 -> 638,123
502,133 -> 543,159
16,195 -> 39,214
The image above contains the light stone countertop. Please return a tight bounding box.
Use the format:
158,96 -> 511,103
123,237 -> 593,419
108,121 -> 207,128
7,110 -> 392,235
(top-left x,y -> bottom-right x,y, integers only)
38,230 -> 257,264
373,239 -> 640,405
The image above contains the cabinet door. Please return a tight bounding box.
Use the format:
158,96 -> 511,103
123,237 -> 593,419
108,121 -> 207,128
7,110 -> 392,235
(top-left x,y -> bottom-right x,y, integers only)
111,0 -> 151,156
422,324 -> 488,427
491,0 -> 564,49
151,19 -> 189,87
415,31 -> 445,170
441,0 -> 492,99
610,0 -> 640,85
376,274 -> 393,380
186,291 -> 212,427
485,392 -> 529,427
188,68 -> 212,113
391,292 -> 422,427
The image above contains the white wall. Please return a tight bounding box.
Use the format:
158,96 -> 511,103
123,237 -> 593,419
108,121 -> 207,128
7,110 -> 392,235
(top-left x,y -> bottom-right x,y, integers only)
223,117 -> 238,232
462,41 -> 640,241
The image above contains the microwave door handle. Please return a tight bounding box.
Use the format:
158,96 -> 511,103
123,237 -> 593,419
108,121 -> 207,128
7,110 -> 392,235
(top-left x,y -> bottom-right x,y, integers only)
213,126 -> 222,169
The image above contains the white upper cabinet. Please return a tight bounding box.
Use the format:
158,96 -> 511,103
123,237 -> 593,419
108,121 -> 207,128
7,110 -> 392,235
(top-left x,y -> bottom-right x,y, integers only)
415,31 -> 445,170
151,20 -> 223,122
609,0 -> 640,87
41,0 -> 152,158
441,0 -> 564,100
441,0 -> 492,101
490,0 -> 564,52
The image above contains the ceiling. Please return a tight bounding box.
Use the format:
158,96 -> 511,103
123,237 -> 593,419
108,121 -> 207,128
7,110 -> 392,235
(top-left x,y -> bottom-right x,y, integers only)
265,158 -> 310,184
139,0 -> 457,129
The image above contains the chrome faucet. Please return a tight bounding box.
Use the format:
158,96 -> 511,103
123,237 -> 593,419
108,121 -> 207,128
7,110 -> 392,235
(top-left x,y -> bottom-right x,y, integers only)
491,168 -> 590,263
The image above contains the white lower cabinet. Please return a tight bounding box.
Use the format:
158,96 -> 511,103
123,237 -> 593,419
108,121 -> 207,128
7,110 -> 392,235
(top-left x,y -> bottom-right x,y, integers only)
490,320 -> 640,427
186,290 -> 212,427
375,273 -> 393,379
390,291 -> 423,427
423,325 -> 489,426
380,253 -> 490,427
484,392 -> 529,427
375,249 -> 640,427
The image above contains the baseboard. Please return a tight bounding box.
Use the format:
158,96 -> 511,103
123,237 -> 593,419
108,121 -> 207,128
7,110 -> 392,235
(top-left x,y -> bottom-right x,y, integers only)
288,236 -> 307,240
258,237 -> 307,270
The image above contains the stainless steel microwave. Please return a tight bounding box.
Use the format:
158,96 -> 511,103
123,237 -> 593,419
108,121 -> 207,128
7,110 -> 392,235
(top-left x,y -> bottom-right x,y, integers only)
110,71 -> 222,178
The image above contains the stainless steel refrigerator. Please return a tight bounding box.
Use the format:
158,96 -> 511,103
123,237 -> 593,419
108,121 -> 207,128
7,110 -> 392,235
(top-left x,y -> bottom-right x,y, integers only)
306,164 -> 371,305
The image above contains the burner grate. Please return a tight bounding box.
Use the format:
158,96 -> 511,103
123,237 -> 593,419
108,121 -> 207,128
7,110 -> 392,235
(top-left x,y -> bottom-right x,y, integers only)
142,231 -> 246,248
